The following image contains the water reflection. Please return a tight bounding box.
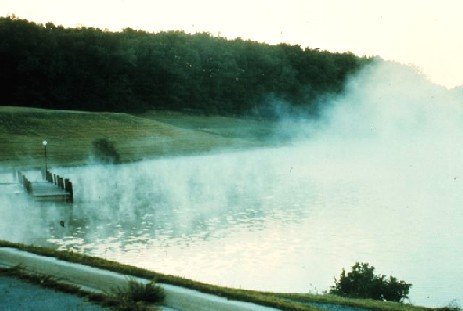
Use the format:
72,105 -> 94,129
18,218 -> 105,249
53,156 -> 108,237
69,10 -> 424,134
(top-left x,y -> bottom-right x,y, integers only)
1,143 -> 462,308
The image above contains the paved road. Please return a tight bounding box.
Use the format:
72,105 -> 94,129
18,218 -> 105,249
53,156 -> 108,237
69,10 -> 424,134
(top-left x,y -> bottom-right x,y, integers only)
0,275 -> 178,311
0,275 -> 104,311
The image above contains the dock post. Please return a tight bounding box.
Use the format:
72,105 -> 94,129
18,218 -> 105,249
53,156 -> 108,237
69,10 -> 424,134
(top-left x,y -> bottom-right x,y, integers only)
21,174 -> 32,194
46,170 -> 53,183
57,176 -> 64,189
64,179 -> 74,203
26,178 -> 32,194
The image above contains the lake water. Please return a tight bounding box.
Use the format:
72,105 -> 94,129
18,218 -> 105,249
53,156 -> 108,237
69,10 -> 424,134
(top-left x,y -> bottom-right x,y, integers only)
1,139 -> 462,308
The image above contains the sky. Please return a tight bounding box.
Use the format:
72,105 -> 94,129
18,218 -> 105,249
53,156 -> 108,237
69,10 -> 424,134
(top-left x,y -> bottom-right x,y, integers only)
1,0 -> 462,88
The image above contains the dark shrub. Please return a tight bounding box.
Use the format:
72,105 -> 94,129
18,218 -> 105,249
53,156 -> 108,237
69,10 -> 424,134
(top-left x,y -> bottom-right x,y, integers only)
125,280 -> 165,303
92,138 -> 120,164
114,280 -> 165,307
330,262 -> 411,302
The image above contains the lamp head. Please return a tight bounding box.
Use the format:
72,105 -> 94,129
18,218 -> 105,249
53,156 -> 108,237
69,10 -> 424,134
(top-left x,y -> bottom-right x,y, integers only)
42,140 -> 47,146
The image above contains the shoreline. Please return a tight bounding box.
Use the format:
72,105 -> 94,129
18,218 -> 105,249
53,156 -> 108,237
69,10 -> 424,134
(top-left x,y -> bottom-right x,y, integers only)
0,240 -> 436,311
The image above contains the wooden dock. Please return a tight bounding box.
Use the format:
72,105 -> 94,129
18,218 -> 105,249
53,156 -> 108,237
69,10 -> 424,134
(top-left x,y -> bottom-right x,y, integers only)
29,181 -> 70,201
17,170 -> 73,203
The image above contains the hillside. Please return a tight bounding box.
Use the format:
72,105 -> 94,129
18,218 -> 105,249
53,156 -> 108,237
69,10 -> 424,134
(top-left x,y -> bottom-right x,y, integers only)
0,106 -> 276,167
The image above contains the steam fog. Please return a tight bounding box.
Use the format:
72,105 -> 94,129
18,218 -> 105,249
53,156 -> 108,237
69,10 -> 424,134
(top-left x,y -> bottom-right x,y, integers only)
1,61 -> 462,307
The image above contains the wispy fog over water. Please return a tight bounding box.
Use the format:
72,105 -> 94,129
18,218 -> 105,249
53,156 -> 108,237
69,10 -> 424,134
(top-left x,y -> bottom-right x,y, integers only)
1,61 -> 462,307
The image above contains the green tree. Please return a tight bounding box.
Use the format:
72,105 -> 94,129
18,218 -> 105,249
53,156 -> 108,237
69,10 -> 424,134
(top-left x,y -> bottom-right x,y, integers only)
0,16 -> 372,116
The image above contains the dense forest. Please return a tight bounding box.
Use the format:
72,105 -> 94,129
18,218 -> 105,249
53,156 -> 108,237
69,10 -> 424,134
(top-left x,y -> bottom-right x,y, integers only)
0,16 -> 371,116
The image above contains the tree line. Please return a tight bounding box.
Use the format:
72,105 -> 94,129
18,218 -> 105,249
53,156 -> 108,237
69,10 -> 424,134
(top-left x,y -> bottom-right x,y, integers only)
0,16 -> 371,116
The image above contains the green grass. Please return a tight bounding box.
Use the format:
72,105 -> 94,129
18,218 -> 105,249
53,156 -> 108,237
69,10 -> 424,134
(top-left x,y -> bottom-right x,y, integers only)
274,293 -> 446,311
0,106 -> 275,168
138,110 -> 275,140
0,240 -> 445,311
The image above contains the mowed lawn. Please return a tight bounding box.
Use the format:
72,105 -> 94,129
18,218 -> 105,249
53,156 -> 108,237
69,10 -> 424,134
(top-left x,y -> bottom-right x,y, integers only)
0,106 -> 275,168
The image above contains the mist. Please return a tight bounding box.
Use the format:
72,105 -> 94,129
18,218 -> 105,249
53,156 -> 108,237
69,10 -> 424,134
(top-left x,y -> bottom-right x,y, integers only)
1,60 -> 462,307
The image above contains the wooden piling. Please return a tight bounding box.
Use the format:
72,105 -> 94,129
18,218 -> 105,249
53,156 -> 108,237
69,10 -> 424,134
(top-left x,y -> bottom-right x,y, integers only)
19,172 -> 32,194
57,176 -> 64,189
46,170 -> 53,183
26,179 -> 32,194
64,178 -> 73,203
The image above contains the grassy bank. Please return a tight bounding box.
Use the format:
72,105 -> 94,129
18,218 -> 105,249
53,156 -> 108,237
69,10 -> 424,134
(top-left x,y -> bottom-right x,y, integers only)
0,106 -> 276,168
0,240 -> 439,311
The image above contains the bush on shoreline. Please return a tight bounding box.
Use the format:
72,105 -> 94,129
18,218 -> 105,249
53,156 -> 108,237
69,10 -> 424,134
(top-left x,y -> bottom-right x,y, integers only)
330,262 -> 412,302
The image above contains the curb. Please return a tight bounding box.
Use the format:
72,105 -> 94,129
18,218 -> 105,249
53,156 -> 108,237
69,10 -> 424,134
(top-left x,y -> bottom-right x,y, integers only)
0,247 -> 278,311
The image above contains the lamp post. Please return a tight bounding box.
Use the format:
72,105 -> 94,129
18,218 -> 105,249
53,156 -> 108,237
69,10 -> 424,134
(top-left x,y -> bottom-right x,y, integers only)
42,140 -> 48,172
